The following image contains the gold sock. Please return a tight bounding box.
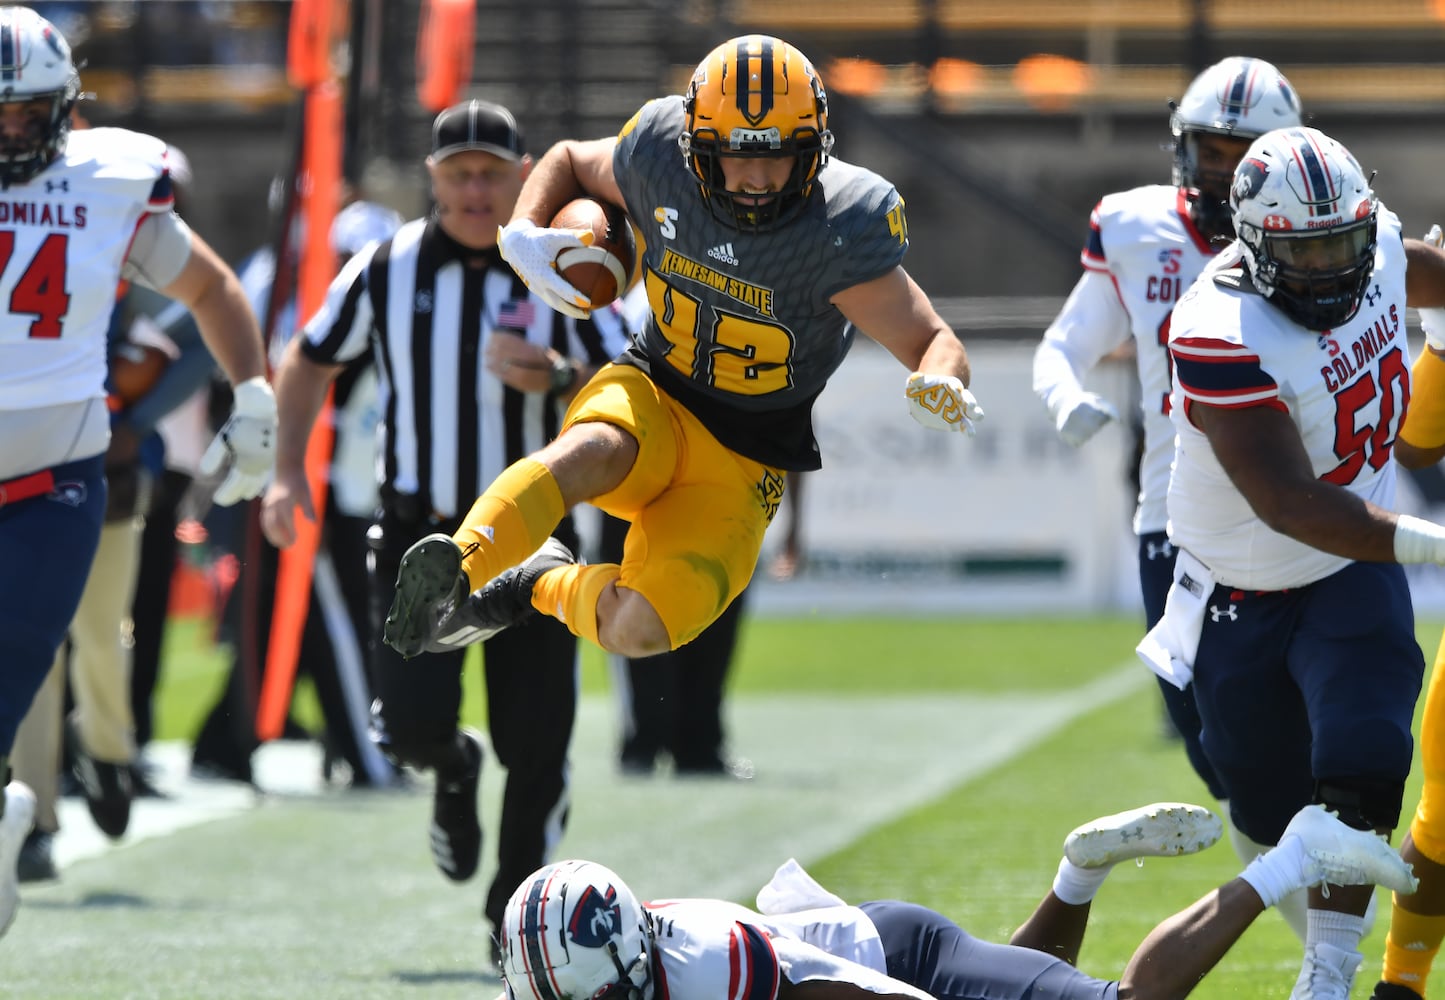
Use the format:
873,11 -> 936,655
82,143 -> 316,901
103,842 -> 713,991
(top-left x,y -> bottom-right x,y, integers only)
454,458 -> 565,590
531,563 -> 619,647
1382,906 -> 1445,994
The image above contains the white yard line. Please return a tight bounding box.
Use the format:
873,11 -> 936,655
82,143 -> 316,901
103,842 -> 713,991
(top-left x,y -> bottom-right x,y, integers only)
52,664 -> 1150,898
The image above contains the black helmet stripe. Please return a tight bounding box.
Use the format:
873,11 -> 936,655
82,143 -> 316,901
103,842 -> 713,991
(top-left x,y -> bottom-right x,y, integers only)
521,875 -> 564,1000
736,37 -> 774,127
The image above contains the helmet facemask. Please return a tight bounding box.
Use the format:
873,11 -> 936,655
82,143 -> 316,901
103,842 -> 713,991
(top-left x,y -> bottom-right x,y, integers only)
0,89 -> 76,187
679,123 -> 830,232
1173,127 -> 1249,241
1240,215 -> 1378,331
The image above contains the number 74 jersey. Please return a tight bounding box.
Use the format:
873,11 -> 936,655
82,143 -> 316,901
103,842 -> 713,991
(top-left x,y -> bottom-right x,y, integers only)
1165,207 -> 1408,591
0,126 -> 175,411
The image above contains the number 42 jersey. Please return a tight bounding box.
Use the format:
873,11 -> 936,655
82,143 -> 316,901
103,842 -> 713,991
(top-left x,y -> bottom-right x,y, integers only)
611,95 -> 908,470
1166,208 -> 1409,590
0,126 -> 175,411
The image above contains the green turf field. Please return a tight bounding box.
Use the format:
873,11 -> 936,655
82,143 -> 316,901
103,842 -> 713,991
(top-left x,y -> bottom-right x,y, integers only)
5,614 -> 1440,999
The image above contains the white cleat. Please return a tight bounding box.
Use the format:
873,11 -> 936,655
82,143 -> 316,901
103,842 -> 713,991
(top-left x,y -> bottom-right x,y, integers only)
1064,801 -> 1223,868
0,780 -> 37,938
1288,942 -> 1362,1000
1280,804 -> 1418,895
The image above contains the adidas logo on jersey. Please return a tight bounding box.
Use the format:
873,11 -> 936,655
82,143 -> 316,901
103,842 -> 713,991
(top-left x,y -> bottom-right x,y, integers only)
707,242 -> 739,266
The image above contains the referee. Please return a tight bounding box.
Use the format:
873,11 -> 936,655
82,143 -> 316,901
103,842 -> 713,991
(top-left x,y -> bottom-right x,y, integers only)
260,100 -> 629,958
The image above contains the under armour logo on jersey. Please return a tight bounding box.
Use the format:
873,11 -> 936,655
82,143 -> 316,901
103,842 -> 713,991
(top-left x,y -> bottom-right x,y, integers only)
45,179 -> 67,193
1364,284 -> 1382,307
1146,540 -> 1174,561
707,242 -> 739,265
415,291 -> 433,314
1209,603 -> 1238,622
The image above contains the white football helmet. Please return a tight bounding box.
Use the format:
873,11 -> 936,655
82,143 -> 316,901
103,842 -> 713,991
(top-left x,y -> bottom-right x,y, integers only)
1171,57 -> 1302,237
501,860 -> 653,1000
1230,126 -> 1378,331
0,6 -> 81,187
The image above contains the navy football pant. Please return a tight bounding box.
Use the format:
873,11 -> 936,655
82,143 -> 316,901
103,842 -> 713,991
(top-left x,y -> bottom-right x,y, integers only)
1139,531 -> 1227,801
0,454 -> 106,756
1190,559 -> 1423,844
862,900 -> 1116,1000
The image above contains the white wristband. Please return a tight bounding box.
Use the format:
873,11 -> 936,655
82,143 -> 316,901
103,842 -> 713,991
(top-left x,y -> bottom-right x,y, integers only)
1393,514 -> 1445,565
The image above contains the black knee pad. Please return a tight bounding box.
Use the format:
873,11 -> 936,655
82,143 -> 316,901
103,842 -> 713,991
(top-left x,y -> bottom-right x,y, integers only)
1313,776 -> 1405,831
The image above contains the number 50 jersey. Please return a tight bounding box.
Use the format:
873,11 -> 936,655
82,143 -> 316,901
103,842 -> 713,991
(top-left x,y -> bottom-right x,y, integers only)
612,95 -> 908,470
1166,208 -> 1409,590
0,126 -> 174,411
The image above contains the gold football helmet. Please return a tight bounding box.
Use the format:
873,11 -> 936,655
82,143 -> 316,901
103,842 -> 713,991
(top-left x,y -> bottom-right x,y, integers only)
678,35 -> 833,232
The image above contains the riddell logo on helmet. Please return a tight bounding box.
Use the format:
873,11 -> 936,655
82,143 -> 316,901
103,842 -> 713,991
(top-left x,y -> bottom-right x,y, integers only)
1305,216 -> 1344,229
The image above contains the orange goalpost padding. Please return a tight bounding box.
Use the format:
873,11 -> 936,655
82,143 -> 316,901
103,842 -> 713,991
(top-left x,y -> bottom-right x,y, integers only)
256,72 -> 343,741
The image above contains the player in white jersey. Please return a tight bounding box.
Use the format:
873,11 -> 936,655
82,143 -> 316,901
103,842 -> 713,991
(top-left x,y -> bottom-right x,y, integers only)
496,802 -> 1416,1000
0,6 -> 273,937
1032,58 -> 1302,832
1136,125 -> 1445,998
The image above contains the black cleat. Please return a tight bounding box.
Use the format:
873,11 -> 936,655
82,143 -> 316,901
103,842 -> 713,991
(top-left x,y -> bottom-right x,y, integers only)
17,829 -> 57,883
383,533 -> 471,658
1371,983 -> 1424,1000
67,721 -> 133,840
430,731 -> 484,883
451,537 -> 576,644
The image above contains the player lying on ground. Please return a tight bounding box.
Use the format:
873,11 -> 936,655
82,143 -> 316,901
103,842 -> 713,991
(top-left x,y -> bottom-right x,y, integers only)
498,801 -> 1416,1000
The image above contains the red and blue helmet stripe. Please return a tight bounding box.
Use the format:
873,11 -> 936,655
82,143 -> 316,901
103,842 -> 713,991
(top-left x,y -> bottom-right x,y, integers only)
1218,58 -> 1263,117
1286,129 -> 1341,217
0,7 -> 24,84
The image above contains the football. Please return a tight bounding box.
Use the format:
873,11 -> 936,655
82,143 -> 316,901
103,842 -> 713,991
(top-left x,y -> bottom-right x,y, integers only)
108,340 -> 171,405
550,197 -> 636,308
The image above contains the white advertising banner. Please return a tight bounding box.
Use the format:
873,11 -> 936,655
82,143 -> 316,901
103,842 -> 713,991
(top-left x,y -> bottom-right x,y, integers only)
753,339 -> 1141,616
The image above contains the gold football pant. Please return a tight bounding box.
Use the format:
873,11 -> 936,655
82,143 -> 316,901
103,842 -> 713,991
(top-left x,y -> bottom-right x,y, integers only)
457,363 -> 785,649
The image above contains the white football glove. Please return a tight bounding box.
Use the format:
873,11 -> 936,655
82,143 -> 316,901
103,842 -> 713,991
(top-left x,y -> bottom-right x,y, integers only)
905,372 -> 984,436
497,218 -> 593,319
1420,225 -> 1445,352
1055,391 -> 1119,447
200,375 -> 277,506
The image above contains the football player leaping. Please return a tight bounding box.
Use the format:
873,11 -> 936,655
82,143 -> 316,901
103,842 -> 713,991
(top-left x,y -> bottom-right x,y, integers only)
0,6 -> 273,936
382,35 -> 983,662
1032,57 -> 1308,933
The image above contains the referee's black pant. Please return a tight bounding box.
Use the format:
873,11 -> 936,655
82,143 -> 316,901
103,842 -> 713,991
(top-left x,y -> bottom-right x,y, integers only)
367,502 -> 578,932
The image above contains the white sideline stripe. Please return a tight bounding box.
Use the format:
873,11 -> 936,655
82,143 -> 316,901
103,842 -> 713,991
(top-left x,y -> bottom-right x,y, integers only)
569,663 -> 1150,903
52,664 -> 1150,894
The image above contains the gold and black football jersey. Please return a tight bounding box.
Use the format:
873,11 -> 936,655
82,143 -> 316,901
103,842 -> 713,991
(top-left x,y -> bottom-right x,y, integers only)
612,95 -> 909,470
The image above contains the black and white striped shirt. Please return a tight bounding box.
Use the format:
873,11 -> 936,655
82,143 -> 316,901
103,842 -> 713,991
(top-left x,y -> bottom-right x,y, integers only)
299,217 -> 630,518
